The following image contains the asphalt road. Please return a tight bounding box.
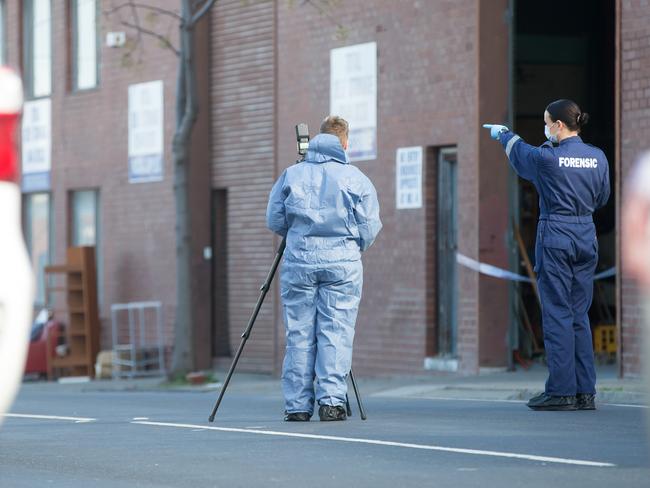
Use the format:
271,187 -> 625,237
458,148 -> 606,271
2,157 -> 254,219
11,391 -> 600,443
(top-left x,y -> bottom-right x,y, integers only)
1,384 -> 648,488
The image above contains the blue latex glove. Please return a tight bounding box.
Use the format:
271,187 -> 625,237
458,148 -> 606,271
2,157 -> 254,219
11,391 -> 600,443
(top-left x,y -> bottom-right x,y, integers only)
483,124 -> 508,140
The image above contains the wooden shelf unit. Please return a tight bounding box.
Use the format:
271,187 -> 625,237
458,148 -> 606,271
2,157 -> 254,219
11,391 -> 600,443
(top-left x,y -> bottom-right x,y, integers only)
44,247 -> 100,380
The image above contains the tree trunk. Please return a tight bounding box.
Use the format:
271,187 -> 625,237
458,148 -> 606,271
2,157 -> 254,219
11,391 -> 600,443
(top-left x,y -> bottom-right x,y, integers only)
170,0 -> 199,376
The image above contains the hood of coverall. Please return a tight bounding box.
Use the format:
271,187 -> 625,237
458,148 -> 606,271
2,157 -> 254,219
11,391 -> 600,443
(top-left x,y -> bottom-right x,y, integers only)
305,133 -> 349,164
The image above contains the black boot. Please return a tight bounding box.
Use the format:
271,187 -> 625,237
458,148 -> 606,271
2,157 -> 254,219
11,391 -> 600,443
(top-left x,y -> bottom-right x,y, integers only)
284,412 -> 311,422
318,405 -> 347,421
576,393 -> 596,410
528,392 -> 546,404
527,393 -> 577,411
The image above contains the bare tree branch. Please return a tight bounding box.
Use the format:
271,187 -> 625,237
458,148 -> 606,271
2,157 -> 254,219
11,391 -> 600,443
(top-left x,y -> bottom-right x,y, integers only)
190,0 -> 204,11
129,1 -> 144,63
300,0 -> 347,39
120,20 -> 181,56
103,0 -> 142,65
105,0 -> 182,61
165,13 -> 177,54
104,2 -> 183,22
189,0 -> 218,26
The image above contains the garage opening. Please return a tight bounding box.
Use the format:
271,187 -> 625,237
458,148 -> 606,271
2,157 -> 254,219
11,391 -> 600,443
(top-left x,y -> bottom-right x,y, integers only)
513,0 -> 616,364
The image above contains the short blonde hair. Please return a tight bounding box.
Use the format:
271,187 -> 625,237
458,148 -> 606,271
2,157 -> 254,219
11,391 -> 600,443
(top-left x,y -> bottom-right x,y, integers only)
320,115 -> 349,145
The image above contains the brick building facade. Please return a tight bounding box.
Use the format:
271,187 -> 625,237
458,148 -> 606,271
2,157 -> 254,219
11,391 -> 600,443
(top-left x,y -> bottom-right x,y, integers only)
620,0 -> 650,377
3,0 -> 646,378
5,0 -> 182,359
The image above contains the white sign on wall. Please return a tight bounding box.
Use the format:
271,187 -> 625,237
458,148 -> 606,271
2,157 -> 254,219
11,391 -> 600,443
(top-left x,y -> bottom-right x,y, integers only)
396,146 -> 423,210
330,42 -> 377,162
21,98 -> 51,192
128,80 -> 164,183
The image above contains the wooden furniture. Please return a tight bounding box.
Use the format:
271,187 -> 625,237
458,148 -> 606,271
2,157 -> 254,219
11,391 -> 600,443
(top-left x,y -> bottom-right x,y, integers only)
45,247 -> 100,379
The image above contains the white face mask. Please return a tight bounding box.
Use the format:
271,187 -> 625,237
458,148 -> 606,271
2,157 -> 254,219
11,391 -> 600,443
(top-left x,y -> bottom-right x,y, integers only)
545,123 -> 558,143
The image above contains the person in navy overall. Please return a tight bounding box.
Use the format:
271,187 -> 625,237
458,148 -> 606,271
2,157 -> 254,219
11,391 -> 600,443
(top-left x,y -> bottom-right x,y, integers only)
484,99 -> 610,411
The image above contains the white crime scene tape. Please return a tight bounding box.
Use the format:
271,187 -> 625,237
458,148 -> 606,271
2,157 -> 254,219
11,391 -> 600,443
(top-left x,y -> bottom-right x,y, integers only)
456,253 -> 616,283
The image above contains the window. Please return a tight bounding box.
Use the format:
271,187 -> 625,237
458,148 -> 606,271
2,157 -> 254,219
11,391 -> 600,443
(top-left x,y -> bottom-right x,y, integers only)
70,190 -> 102,304
71,0 -> 99,90
24,0 -> 52,98
71,190 -> 98,246
24,193 -> 52,306
0,1 -> 6,64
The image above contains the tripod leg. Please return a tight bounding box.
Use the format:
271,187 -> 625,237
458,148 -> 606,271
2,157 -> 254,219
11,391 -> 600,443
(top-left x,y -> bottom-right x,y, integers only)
345,394 -> 353,417
208,336 -> 247,422
208,238 -> 286,422
349,369 -> 367,420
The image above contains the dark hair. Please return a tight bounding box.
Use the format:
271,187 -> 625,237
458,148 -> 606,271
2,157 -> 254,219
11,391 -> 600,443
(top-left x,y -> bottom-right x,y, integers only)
546,99 -> 589,132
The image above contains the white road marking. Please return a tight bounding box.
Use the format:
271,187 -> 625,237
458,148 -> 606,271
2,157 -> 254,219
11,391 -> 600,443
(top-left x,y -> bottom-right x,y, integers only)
408,397 -> 527,404
133,417 -> 150,420
390,396 -> 649,409
132,421 -> 616,468
604,403 -> 649,409
2,413 -> 96,423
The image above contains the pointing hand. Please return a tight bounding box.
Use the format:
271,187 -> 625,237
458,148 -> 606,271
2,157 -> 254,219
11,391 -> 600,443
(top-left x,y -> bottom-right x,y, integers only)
483,124 -> 508,140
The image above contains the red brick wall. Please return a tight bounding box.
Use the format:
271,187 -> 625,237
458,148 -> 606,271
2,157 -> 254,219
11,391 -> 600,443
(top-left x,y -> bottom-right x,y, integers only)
7,0 -> 189,363
210,0 -> 278,373
276,0 -> 481,375
620,0 -> 650,377
477,0 -> 510,368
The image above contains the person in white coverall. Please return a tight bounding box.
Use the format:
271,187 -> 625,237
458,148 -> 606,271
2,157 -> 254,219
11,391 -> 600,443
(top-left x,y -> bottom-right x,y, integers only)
266,116 -> 382,422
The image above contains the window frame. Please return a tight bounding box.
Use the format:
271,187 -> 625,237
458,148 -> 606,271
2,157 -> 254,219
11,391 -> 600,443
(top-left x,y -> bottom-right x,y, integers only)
69,189 -> 103,306
70,0 -> 100,92
23,192 -> 53,307
0,0 -> 6,65
23,0 -> 53,99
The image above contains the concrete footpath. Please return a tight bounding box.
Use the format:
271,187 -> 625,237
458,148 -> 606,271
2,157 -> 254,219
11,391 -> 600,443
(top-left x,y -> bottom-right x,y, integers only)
24,364 -> 648,408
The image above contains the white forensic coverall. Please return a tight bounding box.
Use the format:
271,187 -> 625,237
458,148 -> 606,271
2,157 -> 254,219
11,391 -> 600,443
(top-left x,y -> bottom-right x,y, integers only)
267,133 -> 382,414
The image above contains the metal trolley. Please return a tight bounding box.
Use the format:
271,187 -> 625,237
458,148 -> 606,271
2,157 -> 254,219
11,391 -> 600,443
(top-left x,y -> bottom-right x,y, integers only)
110,301 -> 165,378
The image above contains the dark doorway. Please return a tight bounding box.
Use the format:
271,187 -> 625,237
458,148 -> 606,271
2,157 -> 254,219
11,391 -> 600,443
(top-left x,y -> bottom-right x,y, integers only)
211,189 -> 230,358
513,0 -> 616,360
436,148 -> 458,357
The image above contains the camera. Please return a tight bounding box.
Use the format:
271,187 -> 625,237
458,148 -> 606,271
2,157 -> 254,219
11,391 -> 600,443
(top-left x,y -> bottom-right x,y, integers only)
296,123 -> 310,157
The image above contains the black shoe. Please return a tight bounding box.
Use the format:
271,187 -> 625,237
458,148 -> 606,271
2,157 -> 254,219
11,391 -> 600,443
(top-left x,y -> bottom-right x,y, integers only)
284,412 -> 311,422
527,393 -> 577,411
318,405 -> 347,421
576,393 -> 596,410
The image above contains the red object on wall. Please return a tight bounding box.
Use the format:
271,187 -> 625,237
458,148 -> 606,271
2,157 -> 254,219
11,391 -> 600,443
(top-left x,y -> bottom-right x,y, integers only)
24,320 -> 62,376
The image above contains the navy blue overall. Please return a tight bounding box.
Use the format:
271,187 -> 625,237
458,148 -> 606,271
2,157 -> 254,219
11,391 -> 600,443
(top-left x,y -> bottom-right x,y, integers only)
499,132 -> 610,396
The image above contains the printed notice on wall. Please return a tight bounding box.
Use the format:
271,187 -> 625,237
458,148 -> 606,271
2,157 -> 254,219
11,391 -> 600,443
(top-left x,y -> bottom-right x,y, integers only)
128,80 -> 164,183
330,42 -> 377,162
21,98 -> 52,192
396,146 -> 423,209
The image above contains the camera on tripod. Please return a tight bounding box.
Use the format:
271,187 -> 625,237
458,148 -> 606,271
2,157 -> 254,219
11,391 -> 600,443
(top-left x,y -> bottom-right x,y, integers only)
296,123 -> 310,157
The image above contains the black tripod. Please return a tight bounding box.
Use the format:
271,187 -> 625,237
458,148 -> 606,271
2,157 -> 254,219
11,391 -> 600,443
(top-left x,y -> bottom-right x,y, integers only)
208,125 -> 367,422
